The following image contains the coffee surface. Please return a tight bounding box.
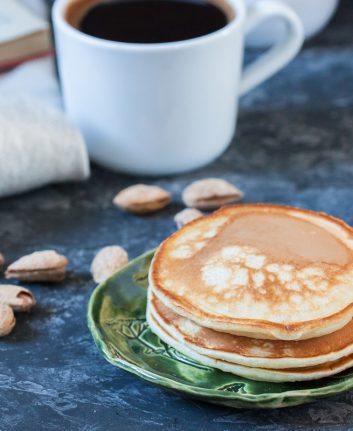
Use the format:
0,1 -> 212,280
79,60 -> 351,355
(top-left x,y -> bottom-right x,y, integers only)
78,0 -> 229,43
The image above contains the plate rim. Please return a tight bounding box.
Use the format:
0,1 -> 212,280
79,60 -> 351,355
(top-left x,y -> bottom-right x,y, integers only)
87,250 -> 353,405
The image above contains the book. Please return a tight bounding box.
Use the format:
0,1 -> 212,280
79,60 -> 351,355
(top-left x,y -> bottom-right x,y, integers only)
0,0 -> 52,70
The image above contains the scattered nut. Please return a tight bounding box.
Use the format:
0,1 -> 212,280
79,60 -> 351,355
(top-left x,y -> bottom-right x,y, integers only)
182,178 -> 244,209
0,304 -> 16,337
5,250 -> 68,282
91,246 -> 129,283
0,253 -> 4,266
113,184 -> 171,214
174,208 -> 204,228
0,285 -> 36,312
0,285 -> 36,336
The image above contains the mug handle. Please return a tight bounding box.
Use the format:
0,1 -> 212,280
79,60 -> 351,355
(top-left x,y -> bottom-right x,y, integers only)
239,0 -> 304,96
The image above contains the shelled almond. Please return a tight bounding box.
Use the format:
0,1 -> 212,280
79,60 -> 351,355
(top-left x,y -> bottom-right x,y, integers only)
174,208 -> 204,228
113,184 -> 171,214
0,304 -> 16,337
182,178 -> 244,209
0,285 -> 36,312
0,285 -> 36,337
5,250 -> 68,282
91,246 -> 129,283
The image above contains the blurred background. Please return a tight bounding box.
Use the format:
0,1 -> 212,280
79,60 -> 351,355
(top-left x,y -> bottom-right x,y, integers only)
0,0 -> 349,198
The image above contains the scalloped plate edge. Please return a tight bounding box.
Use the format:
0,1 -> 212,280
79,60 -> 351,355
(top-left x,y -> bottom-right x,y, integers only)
87,250 -> 353,408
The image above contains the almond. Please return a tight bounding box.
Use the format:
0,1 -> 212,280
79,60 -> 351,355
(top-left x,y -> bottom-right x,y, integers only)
113,184 -> 171,214
0,304 -> 16,337
174,208 -> 204,228
182,178 -> 244,209
0,285 -> 36,312
91,246 -> 129,283
5,250 -> 68,282
0,254 -> 4,267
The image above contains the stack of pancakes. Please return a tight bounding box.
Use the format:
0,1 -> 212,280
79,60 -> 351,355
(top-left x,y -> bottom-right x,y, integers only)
147,204 -> 353,382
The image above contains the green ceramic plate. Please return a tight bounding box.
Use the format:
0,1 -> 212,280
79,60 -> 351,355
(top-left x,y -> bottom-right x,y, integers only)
87,250 -> 353,409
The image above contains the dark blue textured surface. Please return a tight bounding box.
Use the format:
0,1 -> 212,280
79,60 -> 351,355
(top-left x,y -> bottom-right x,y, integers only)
1,2 -> 353,429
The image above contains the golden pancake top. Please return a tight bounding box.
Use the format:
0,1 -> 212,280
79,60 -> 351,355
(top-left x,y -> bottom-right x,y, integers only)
150,204 -> 353,340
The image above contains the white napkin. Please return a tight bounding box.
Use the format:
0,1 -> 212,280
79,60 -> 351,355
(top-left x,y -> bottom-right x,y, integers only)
0,57 -> 62,108
0,56 -> 90,198
0,95 -> 90,198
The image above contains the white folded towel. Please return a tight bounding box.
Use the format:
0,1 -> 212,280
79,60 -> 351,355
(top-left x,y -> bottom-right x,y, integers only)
0,96 -> 90,198
0,57 -> 90,198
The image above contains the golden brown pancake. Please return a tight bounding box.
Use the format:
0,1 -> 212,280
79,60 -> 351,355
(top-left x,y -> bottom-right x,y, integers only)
149,204 -> 353,340
147,304 -> 353,382
149,292 -> 353,369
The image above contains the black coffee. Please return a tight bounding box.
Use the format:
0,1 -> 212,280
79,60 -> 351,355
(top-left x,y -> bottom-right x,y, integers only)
79,0 -> 229,44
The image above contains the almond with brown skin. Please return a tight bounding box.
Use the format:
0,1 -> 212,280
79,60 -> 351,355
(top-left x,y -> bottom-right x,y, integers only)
91,246 -> 129,283
5,250 -> 68,282
0,285 -> 36,312
182,178 -> 244,209
0,304 -> 16,337
113,184 -> 171,214
174,208 -> 204,228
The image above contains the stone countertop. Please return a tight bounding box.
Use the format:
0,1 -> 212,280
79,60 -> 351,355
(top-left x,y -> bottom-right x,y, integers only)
1,2 -> 353,430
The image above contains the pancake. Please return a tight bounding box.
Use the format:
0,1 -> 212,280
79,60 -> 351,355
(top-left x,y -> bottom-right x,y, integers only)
147,304 -> 353,382
149,204 -> 353,340
148,292 -> 353,369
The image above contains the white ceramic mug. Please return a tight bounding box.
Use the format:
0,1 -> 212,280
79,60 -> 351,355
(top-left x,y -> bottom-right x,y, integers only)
245,0 -> 339,47
53,0 -> 303,176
